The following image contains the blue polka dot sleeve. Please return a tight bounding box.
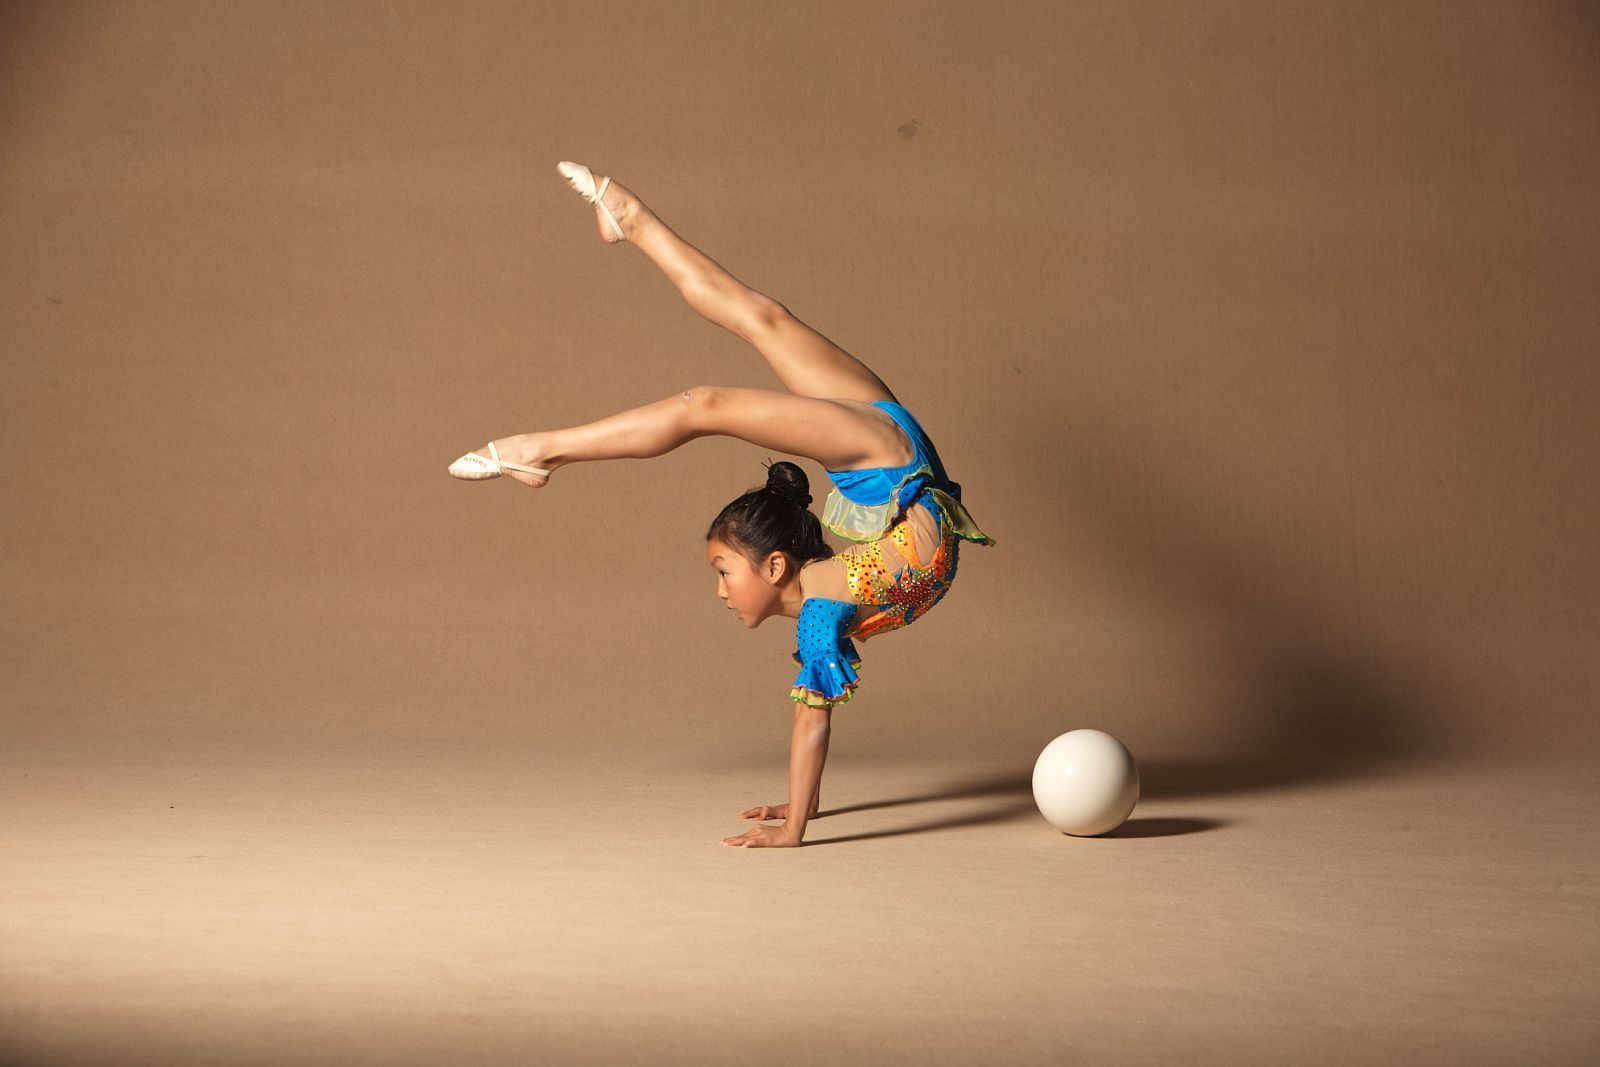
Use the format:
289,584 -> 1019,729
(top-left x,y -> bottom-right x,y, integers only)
789,598 -> 863,708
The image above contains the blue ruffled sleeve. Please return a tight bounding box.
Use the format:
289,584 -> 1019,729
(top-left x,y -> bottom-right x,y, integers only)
789,598 -> 863,708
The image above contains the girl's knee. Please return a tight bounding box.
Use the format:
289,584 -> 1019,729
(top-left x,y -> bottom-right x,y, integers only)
678,385 -> 721,430
736,292 -> 789,340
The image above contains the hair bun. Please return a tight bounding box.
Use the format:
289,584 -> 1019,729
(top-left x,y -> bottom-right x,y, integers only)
762,458 -> 813,508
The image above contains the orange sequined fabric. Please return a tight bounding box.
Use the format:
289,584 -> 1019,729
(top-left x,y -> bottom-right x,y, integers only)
841,506 -> 961,642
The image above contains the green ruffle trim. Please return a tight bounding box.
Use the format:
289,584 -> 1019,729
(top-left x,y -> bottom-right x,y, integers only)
820,485 -> 996,547
790,682 -> 858,708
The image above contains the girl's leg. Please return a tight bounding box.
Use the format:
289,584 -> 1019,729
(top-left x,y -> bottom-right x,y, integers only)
585,175 -> 899,405
479,385 -> 912,488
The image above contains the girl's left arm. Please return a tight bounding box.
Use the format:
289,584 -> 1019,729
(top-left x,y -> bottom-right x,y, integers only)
782,704 -> 832,842
721,704 -> 831,848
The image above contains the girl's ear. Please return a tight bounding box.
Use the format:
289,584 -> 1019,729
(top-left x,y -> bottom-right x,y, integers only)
763,551 -> 790,583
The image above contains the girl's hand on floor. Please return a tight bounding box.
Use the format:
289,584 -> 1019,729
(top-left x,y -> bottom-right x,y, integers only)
739,803 -> 818,821
720,821 -> 802,848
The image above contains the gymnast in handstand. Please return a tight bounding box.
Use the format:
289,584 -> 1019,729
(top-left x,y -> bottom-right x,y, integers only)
450,162 -> 996,847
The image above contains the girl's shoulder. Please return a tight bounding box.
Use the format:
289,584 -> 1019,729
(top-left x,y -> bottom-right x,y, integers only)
798,556 -> 852,604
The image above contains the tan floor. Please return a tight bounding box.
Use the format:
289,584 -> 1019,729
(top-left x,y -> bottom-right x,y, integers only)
1,743 -> 1595,1065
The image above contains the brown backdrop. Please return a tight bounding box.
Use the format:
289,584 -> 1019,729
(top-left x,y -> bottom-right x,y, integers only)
3,1 -> 1596,766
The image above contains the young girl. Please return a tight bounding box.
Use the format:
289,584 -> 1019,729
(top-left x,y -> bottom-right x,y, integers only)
449,162 -> 996,848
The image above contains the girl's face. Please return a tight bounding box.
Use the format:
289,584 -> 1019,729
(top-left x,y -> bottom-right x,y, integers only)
707,536 -> 783,627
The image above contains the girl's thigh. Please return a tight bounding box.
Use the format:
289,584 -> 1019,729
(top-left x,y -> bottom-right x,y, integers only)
692,387 -> 910,472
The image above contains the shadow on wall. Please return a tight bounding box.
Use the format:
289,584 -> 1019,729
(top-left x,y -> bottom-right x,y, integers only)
1238,639 -> 1445,759
1013,378 -> 1449,770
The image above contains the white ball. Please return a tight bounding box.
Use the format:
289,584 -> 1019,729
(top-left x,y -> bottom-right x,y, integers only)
1032,729 -> 1140,836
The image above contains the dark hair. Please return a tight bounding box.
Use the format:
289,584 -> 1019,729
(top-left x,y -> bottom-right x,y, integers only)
706,458 -> 835,570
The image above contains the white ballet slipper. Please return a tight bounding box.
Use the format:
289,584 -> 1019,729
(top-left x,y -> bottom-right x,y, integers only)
557,160 -> 626,242
448,440 -> 552,481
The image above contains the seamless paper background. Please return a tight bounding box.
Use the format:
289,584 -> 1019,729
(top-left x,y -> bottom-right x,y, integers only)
3,1 -> 1595,764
